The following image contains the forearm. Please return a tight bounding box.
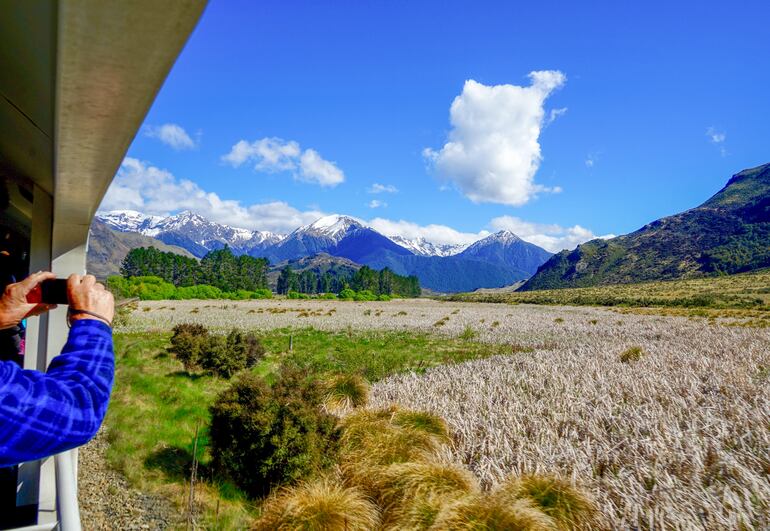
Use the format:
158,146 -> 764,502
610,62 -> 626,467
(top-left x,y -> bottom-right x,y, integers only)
0,320 -> 114,466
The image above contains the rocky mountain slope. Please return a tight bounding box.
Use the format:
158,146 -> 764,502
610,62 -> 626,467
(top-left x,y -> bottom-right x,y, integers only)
86,219 -> 194,278
521,163 -> 770,290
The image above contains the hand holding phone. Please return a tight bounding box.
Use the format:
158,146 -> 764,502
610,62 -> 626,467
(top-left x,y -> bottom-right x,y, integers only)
27,278 -> 69,305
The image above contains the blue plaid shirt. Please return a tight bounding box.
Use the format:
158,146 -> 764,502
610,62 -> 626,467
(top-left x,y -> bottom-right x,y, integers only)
0,319 -> 114,467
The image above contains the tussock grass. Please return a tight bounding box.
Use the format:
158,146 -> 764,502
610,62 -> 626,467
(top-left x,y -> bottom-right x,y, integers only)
375,461 -> 479,529
322,373 -> 370,412
431,495 -> 557,530
619,346 -> 644,363
495,475 -> 597,530
252,478 -> 380,531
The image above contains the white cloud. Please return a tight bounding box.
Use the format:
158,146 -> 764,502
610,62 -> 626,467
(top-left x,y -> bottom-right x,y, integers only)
546,107 -> 568,125
368,183 -> 399,194
298,149 -> 345,186
706,127 -> 727,156
368,200 -> 387,209
144,123 -> 196,150
99,158 -> 324,233
424,71 -> 566,206
222,137 -> 344,187
490,215 -> 614,253
369,218 -> 489,247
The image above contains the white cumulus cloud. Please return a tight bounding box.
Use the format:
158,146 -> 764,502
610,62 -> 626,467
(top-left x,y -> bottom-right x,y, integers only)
368,200 -> 387,209
369,218 -> 489,247
368,183 -> 399,194
222,137 -> 344,187
144,123 -> 196,150
490,215 -> 614,253
99,157 -> 324,233
424,71 -> 566,206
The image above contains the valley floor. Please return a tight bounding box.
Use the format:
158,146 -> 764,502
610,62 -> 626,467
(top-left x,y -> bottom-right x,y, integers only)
108,298 -> 769,529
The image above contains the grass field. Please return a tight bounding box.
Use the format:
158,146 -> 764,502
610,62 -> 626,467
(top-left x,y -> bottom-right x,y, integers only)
104,327 -> 510,528
446,268 -> 770,315
102,296 -> 770,529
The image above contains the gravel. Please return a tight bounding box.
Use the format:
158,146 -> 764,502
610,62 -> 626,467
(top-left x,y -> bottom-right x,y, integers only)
78,430 -> 181,530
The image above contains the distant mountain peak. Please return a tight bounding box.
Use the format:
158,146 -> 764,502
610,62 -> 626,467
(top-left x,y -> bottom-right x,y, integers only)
491,230 -> 522,243
294,214 -> 365,243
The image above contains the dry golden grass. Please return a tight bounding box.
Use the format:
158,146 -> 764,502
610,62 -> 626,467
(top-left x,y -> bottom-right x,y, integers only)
375,461 -> 480,529
430,494 -> 558,530
369,322 -> 770,529
252,478 -> 380,531
322,373 -> 370,413
495,475 -> 598,530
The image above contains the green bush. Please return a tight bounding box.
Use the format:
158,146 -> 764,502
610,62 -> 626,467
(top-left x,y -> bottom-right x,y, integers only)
168,323 -> 209,370
339,288 -> 356,300
209,367 -> 340,497
225,328 -> 265,368
251,288 -> 273,299
354,290 -> 378,301
169,324 -> 265,377
378,294 -> 391,301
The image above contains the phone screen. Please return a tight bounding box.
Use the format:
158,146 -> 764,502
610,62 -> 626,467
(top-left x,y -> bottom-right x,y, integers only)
40,279 -> 69,305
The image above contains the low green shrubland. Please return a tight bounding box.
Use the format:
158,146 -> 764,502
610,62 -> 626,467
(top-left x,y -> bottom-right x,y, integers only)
107,275 -> 273,301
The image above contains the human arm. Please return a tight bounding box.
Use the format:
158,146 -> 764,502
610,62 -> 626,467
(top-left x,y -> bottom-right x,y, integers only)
0,274 -> 115,467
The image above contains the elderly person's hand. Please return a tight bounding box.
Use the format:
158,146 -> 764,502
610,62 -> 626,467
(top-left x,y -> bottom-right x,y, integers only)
67,274 -> 114,326
0,271 -> 57,329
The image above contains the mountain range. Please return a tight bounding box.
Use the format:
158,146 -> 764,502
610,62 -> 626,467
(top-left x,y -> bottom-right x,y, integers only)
93,210 -> 552,292
522,162 -> 770,290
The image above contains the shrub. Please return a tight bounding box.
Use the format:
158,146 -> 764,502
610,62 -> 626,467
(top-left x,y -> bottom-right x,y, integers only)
209,368 -> 340,497
225,328 -> 265,369
253,478 -> 380,531
168,323 -> 209,370
619,346 -> 644,363
378,294 -> 392,301
198,335 -> 243,378
339,288 -> 356,300
494,474 -> 596,530
354,290 -> 378,301
251,288 -> 273,299
322,374 -> 369,411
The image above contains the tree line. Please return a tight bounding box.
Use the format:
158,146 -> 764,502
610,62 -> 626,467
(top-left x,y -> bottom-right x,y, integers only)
276,265 -> 420,297
121,246 -> 269,292
120,247 -> 421,297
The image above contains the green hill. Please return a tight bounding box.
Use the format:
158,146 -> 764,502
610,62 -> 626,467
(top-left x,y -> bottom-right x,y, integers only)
521,163 -> 770,290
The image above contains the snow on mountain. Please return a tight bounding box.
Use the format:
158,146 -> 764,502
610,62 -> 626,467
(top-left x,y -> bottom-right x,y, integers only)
296,214 -> 365,242
387,235 -> 468,257
96,210 -> 284,257
461,230 -> 521,253
97,210 -> 163,233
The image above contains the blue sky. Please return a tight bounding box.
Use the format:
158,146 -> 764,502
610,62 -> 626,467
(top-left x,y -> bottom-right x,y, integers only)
101,0 -> 770,252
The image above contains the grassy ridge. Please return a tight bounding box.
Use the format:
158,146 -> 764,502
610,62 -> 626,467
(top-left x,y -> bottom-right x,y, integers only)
447,268 -> 770,311
104,328 -> 510,527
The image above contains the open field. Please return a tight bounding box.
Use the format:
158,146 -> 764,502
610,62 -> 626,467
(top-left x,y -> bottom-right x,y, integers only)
106,298 -> 770,529
446,268 -> 770,314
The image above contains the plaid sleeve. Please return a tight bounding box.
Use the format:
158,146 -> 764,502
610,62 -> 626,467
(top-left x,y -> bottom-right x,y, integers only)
0,319 -> 114,467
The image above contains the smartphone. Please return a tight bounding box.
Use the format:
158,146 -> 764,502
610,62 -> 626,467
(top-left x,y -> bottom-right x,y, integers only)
39,279 -> 69,305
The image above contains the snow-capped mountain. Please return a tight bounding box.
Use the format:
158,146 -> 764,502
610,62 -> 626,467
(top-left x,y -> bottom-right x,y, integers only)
96,210 -> 283,258
458,230 -> 553,275
264,214 -> 412,263
387,235 -> 468,257
98,210 -> 164,233
291,214 -> 365,244
93,210 -> 554,292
